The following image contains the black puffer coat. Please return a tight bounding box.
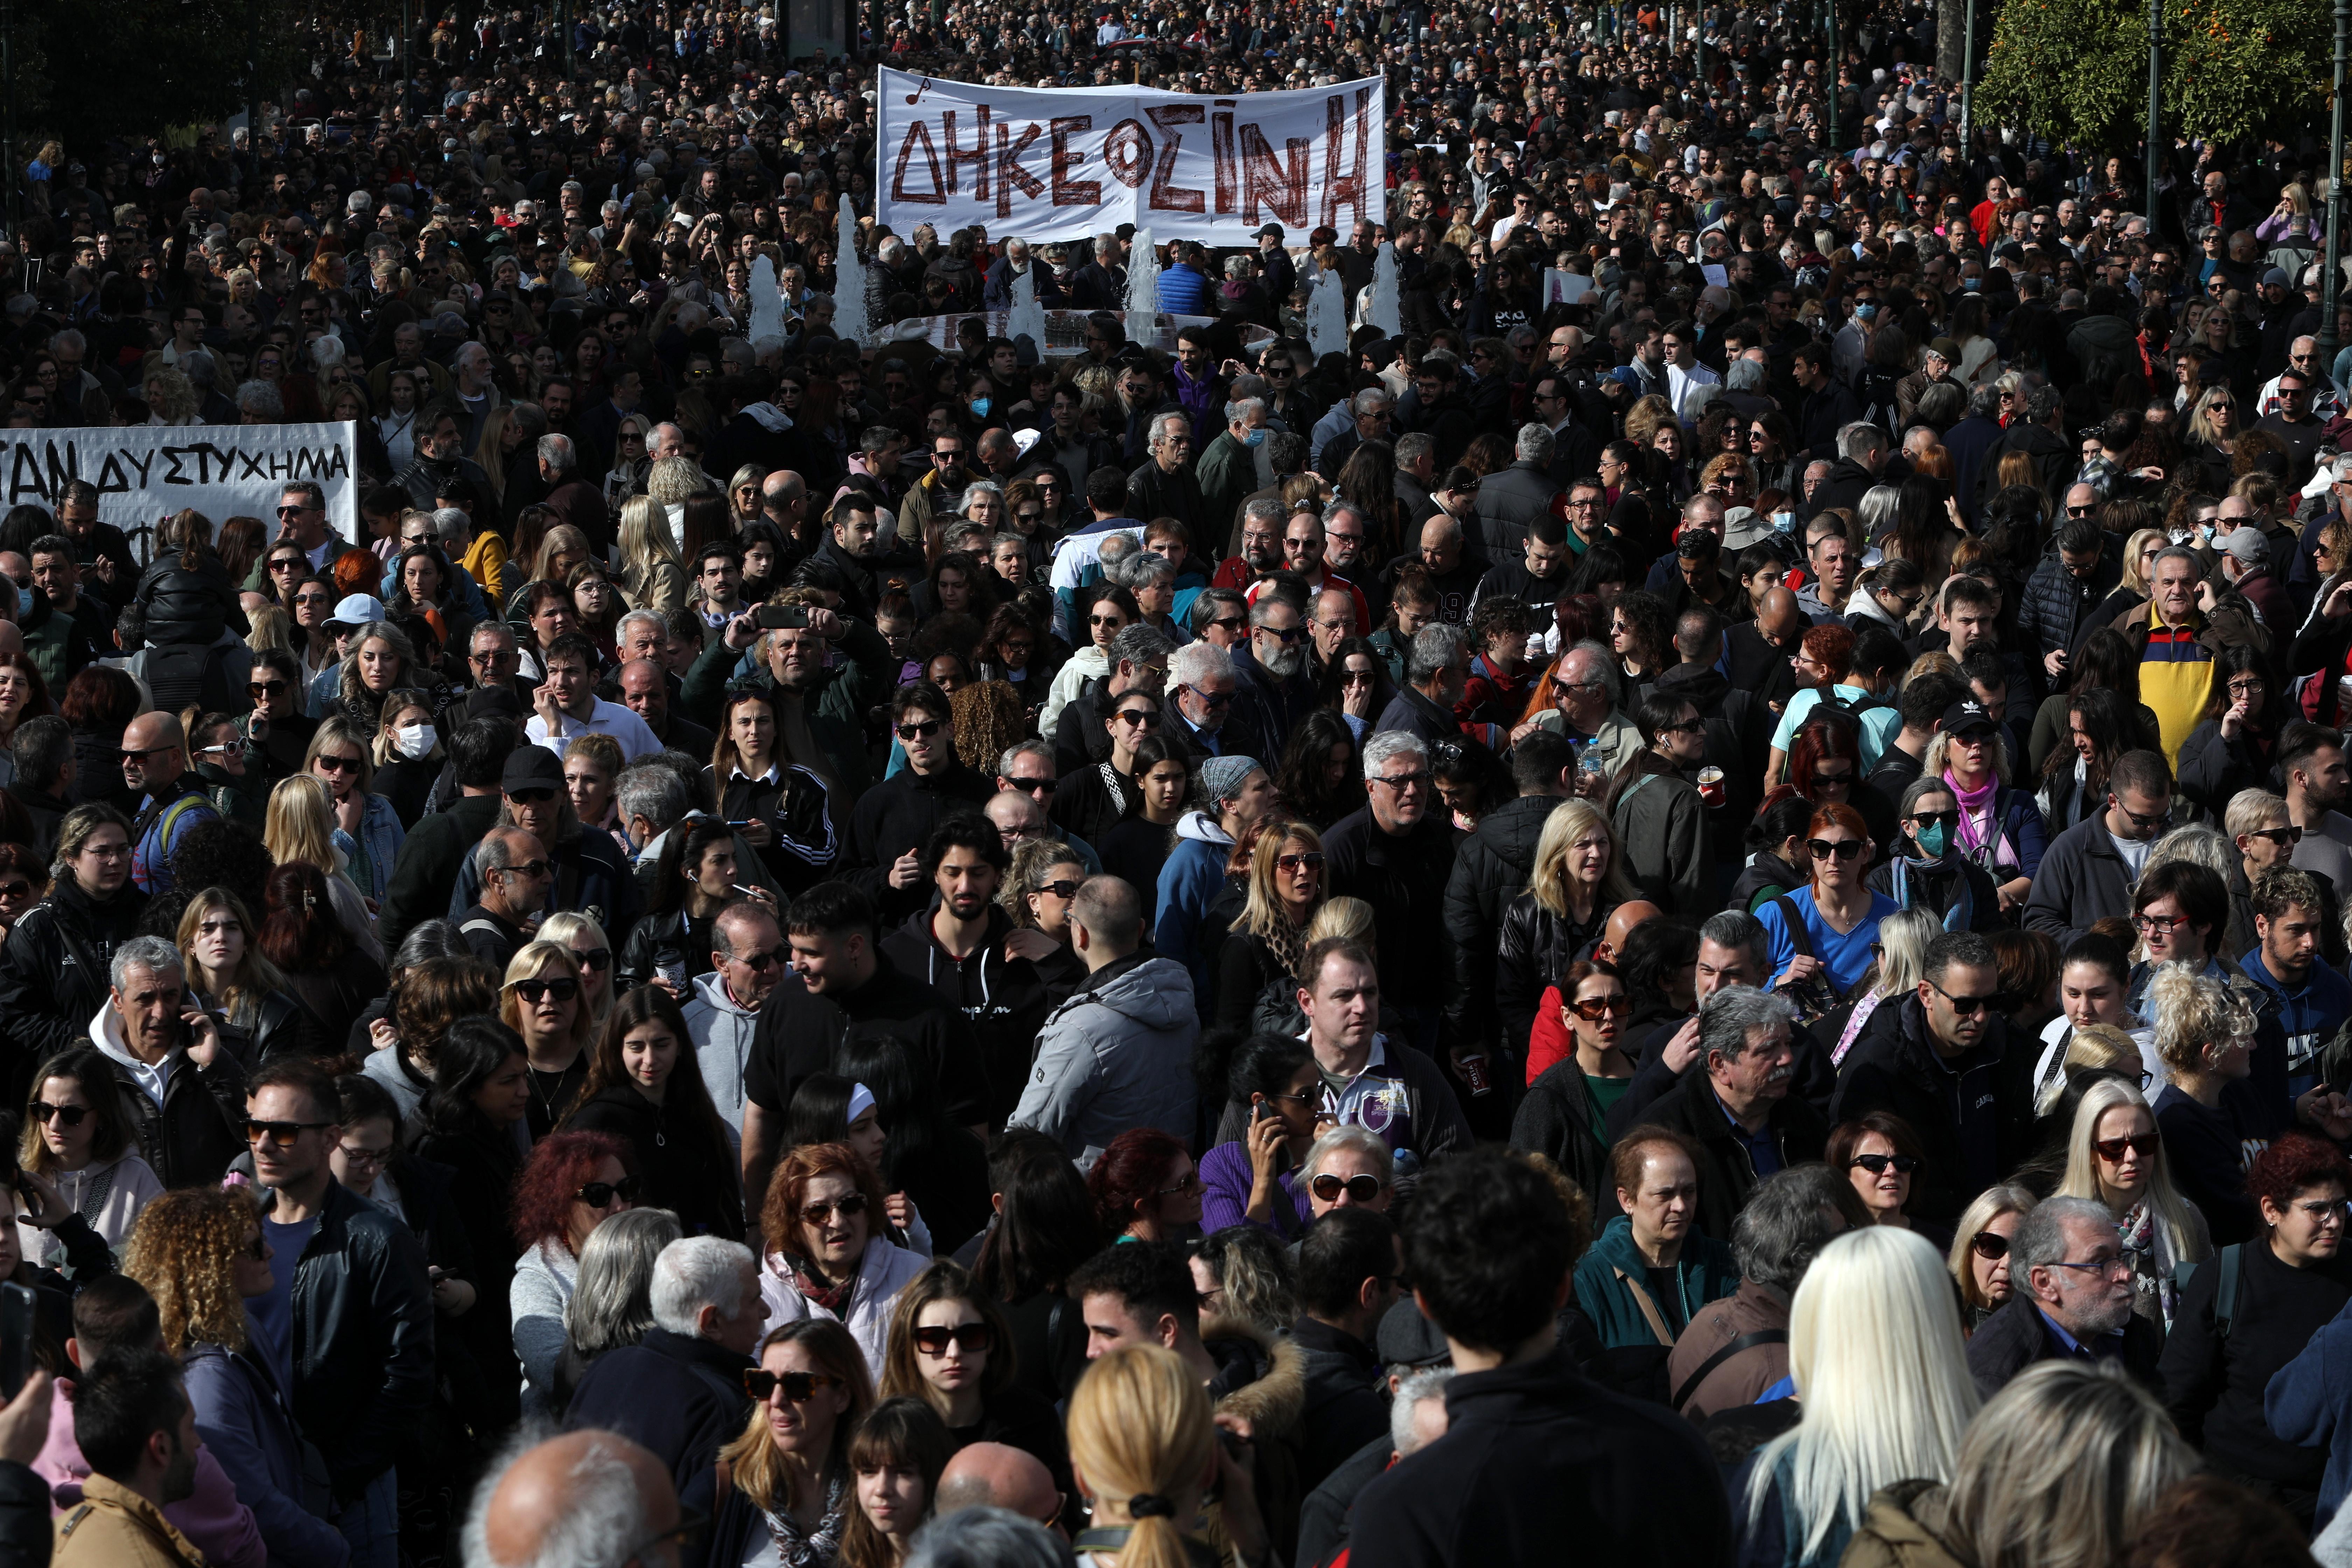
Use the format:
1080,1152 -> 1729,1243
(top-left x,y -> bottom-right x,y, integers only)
0,875 -> 150,1097
132,551 -> 249,647
1443,792 -> 1563,1052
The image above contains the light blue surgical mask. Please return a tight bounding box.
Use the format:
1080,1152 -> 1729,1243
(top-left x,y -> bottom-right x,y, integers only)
1916,820 -> 1949,859
1773,510 -> 1797,533
969,397 -> 991,417
1241,427 -> 1268,448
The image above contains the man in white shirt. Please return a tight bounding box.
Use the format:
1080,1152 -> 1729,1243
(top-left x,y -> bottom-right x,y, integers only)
1662,322 -> 1722,425
527,631 -> 662,761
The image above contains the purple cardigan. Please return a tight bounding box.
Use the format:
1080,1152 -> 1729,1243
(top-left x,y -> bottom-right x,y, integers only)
1198,1139 -> 1313,1239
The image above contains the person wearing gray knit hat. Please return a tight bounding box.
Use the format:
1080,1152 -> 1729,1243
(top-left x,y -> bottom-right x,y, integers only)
1157,752 -> 1275,988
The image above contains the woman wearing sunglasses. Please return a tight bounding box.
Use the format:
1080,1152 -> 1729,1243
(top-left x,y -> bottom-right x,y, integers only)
1037,583 -> 1138,740
881,1260 -> 1070,1490
2189,1135 -> 2352,1535
305,715 -> 405,910
1946,1184 -> 2037,1335
506,1128 -> 640,1416
1212,820 -> 1327,1034
564,986 -> 743,1243
538,910 -> 616,1035
704,1318 -> 874,1565
1829,1110 -> 1936,1241
1301,1126 -> 1393,1219
1512,960 -> 1637,1202
1199,1033 -> 1325,1238
1757,804 -> 1900,1020
1866,779 -> 2006,935
14,1045 -> 162,1269
499,941 -> 594,1138
1049,685 -> 1165,849
2058,1078 -> 2211,1332
760,1142 -> 931,1377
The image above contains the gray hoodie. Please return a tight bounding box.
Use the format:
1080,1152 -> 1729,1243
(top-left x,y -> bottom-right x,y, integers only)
1010,950 -> 1198,1167
681,969 -> 758,1147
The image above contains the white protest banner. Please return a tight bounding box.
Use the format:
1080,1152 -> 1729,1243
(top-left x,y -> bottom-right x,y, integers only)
877,66 -> 1384,245
0,422 -> 360,564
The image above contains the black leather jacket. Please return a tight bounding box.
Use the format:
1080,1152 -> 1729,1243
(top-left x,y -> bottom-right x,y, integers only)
270,1177 -> 436,1502
1496,892 -> 1609,1071
0,875 -> 150,1081
132,553 -> 248,648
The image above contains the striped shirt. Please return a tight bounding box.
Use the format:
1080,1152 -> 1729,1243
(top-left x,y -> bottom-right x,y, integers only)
2137,611 -> 2214,768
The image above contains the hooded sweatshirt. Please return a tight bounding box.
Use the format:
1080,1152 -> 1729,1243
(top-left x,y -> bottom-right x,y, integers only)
681,968 -> 761,1141
1155,811 -> 1236,991
880,902 -> 1049,1129
1010,949 -> 1199,1165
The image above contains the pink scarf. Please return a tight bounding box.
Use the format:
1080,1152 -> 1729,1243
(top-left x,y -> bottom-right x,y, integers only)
1944,768 -> 1998,857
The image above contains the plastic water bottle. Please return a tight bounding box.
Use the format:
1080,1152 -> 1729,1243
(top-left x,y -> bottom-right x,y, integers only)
1579,743 -> 1606,788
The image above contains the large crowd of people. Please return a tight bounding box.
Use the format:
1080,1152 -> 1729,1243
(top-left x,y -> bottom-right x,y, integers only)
0,0 -> 2342,1566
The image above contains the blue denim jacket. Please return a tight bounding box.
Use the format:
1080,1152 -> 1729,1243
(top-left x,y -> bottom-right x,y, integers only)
330,790 -> 407,904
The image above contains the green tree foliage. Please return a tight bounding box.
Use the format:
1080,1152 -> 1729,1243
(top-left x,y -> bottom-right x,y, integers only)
31,0 -> 308,153
1978,0 -> 2330,152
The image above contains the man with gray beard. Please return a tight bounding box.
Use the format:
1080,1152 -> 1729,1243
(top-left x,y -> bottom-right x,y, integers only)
1636,985 -> 1826,1240
1232,590 -> 1318,757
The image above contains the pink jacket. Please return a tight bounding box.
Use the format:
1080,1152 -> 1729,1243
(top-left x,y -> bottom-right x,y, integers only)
35,1374 -> 266,1568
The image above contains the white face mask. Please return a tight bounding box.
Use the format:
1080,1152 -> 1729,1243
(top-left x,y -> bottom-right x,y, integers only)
392,723 -> 435,761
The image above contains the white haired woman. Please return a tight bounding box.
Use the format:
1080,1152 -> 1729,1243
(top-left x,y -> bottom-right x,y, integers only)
1737,1226 -> 1979,1567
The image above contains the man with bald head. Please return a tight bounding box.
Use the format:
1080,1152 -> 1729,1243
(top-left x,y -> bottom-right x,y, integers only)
760,469 -> 810,544
122,712 -> 219,895
463,1428 -> 681,1568
1724,586 -> 1805,714
1525,641 -> 1642,784
935,1441 -> 1064,1532
1594,901 -> 1662,963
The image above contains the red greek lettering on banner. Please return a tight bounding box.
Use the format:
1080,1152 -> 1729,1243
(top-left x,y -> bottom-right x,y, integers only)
1144,104 -> 1206,215
891,121 -> 947,205
994,121 -> 1046,221
1049,116 -> 1100,206
1102,118 -> 1153,190
1318,88 -> 1373,233
1240,124 -> 1309,229
941,106 -> 992,200
1211,104 -> 1239,216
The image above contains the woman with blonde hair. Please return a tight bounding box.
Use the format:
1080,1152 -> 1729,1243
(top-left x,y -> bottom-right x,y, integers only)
261,774 -> 383,961
500,940 -> 595,1138
2057,1078 -> 2210,1331
602,412 -> 653,516
1211,820 -> 1326,1032
1066,1344 -> 1268,1568
176,887 -> 314,1060
1738,1227 -> 1979,1567
704,1318 -> 875,1563
243,603 -> 293,657
728,463 -> 768,527
1829,906 -> 1940,1067
2149,961 -> 2265,1242
1499,800 -> 1634,1052
367,688 -> 441,828
1947,1184 -> 2037,1334
1844,1360 -> 2193,1568
538,910 -> 617,1033
306,714 -> 404,907
615,492 -> 687,617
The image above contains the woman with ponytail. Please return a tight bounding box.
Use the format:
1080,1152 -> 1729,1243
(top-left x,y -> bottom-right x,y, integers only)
1066,1344 -> 1270,1568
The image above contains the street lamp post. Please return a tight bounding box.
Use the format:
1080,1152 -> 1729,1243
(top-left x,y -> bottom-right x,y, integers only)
2144,0 -> 2161,226
1959,0 -> 1974,152
2325,0 -> 2350,361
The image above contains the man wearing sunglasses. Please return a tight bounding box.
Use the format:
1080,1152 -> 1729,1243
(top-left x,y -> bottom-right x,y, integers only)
1833,930 -> 2026,1224
120,712 -> 220,898
848,682 -> 995,923
741,883 -> 987,1233
458,825 -> 551,972
2025,748 -> 2176,947
684,900 -> 789,1137
240,1058 -> 432,1563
